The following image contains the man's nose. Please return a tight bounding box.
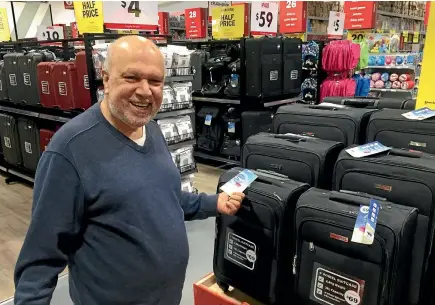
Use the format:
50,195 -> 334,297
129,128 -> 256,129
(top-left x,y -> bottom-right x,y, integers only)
136,79 -> 152,97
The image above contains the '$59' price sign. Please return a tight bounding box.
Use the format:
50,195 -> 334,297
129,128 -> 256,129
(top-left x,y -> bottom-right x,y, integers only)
250,2 -> 278,35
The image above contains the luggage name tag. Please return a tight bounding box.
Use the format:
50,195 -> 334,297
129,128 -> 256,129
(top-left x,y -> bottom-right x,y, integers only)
228,122 -> 235,133
402,107 -> 435,120
346,141 -> 391,158
205,114 -> 212,126
351,199 -> 380,245
220,169 -> 258,195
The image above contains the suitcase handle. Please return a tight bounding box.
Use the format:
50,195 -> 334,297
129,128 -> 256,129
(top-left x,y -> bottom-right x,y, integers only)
309,105 -> 342,111
388,148 -> 422,158
342,99 -> 378,108
274,134 -> 307,142
254,169 -> 290,180
251,170 -> 291,187
330,190 -> 387,205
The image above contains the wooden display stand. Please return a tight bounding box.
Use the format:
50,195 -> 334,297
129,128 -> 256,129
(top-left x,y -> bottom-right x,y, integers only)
193,273 -> 265,305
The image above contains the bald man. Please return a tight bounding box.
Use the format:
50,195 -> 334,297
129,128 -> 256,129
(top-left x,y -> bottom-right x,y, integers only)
13,36 -> 244,305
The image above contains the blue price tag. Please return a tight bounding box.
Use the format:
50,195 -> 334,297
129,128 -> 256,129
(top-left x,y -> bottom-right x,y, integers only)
351,199 -> 380,245
228,122 -> 235,133
205,114 -> 212,126
346,141 -> 391,158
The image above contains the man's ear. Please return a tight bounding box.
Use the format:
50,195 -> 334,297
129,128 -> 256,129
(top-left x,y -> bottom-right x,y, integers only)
102,70 -> 109,94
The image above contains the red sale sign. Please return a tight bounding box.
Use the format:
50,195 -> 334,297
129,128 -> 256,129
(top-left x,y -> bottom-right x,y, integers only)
425,1 -> 431,26
158,12 -> 169,35
344,1 -> 376,30
185,8 -> 207,39
279,1 -> 307,33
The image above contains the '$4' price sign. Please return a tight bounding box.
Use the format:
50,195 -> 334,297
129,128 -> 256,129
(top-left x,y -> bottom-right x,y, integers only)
250,2 -> 278,35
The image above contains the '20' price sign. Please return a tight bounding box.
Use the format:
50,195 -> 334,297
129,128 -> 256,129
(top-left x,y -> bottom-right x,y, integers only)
250,2 -> 278,35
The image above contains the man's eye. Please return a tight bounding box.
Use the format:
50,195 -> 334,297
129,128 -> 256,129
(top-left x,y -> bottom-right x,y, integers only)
125,76 -> 137,81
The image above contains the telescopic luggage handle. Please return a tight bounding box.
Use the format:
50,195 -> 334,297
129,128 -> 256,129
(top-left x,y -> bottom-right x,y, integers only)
329,190 -> 387,206
274,134 -> 307,142
250,169 -> 291,187
342,98 -> 378,108
309,104 -> 342,111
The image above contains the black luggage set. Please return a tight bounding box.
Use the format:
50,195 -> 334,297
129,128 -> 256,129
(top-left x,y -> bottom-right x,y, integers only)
213,100 -> 435,305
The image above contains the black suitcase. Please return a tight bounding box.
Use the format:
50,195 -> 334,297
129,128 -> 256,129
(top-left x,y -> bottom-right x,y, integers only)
294,189 -> 418,305
273,103 -> 377,146
191,50 -> 207,92
18,51 -> 55,105
214,167 -> 310,304
242,133 -> 343,189
0,60 -> 8,100
333,148 -> 435,305
3,53 -> 23,102
0,113 -> 22,166
322,96 -> 416,110
245,37 -> 283,98
282,37 -> 302,95
366,108 -> 435,154
18,117 -> 40,172
241,110 -> 274,145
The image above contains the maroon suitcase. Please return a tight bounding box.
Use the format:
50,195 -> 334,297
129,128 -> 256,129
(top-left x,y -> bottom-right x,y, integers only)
52,62 -> 79,110
39,129 -> 55,152
75,51 -> 92,109
37,62 -> 57,108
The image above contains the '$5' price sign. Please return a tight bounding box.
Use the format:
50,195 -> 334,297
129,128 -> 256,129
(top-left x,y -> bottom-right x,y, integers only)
250,2 -> 278,35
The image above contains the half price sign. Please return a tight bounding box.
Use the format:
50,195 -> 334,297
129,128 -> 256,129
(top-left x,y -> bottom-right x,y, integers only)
250,2 -> 278,36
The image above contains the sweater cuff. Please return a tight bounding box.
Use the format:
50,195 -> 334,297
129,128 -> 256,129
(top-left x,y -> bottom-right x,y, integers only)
201,194 -> 219,218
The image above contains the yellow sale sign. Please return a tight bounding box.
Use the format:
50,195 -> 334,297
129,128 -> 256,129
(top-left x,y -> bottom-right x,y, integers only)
212,5 -> 245,40
73,1 -> 104,34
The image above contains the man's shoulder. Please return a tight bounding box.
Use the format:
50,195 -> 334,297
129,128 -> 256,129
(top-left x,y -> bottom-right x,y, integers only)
47,107 -> 101,156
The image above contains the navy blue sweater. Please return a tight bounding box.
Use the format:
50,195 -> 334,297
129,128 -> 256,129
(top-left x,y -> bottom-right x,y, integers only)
14,103 -> 218,305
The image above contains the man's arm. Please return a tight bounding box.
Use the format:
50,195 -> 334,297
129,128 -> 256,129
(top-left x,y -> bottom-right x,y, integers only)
180,192 -> 218,221
14,151 -> 85,305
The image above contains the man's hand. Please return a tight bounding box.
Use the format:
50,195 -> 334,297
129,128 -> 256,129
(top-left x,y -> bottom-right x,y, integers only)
217,192 -> 245,215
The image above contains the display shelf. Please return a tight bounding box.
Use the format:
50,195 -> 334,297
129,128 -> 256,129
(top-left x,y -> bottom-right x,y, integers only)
263,97 -> 301,107
377,10 -> 403,18
193,151 -> 240,166
363,65 -> 416,69
168,139 -> 196,151
165,75 -> 194,83
0,101 -> 80,123
155,107 -> 195,120
370,88 -> 413,93
192,96 -> 241,105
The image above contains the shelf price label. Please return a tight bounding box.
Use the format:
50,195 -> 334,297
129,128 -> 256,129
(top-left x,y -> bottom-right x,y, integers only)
185,8 -> 207,39
103,1 -> 158,31
36,25 -> 64,41
279,1 -> 307,34
250,2 -> 278,36
347,30 -> 370,43
327,11 -> 345,39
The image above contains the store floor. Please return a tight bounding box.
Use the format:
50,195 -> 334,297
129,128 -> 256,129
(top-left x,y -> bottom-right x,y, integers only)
0,163 -> 224,304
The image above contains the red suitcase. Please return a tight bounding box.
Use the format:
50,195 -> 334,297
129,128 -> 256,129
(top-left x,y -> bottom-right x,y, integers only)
52,62 -> 79,110
37,62 -> 58,108
39,129 -> 55,152
75,51 -> 92,109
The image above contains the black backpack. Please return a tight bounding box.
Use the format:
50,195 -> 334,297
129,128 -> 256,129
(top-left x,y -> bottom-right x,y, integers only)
196,106 -> 223,153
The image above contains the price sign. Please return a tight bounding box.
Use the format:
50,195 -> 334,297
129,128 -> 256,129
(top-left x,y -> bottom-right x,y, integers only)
37,25 -> 64,41
343,1 -> 376,30
158,12 -> 169,35
250,2 -> 278,36
185,8 -> 207,39
279,1 -> 307,33
73,1 -> 104,34
347,30 -> 369,43
327,11 -> 345,39
208,1 -> 232,23
103,1 -> 158,30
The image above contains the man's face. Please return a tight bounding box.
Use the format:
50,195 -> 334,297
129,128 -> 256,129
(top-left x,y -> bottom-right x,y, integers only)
103,44 -> 164,128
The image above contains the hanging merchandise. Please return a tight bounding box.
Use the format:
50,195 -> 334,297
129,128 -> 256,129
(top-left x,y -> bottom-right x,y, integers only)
302,41 -> 319,70
301,77 -> 318,103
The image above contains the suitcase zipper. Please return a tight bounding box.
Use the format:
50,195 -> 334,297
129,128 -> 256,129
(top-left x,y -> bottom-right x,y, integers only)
294,215 -> 392,305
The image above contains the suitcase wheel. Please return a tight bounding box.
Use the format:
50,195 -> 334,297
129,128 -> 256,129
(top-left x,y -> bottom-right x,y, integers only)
216,279 -> 229,292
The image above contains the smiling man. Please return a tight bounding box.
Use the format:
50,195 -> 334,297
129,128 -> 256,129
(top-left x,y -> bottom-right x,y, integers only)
13,36 -> 244,305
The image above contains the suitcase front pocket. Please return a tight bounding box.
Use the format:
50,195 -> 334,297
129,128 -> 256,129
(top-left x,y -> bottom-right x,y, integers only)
373,129 -> 435,154
295,220 -> 388,305
277,122 -> 347,145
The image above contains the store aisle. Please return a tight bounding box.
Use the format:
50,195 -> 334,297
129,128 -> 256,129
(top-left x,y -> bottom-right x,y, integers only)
0,163 -> 225,304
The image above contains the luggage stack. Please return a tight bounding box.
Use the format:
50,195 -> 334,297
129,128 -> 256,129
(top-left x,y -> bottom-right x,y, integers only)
213,99 -> 435,305
0,50 -> 92,111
